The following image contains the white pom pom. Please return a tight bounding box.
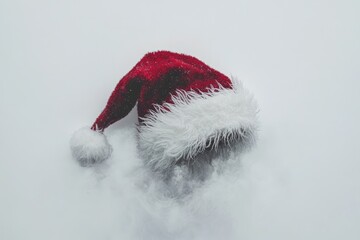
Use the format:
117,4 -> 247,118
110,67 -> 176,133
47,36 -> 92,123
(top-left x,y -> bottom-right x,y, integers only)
70,127 -> 112,166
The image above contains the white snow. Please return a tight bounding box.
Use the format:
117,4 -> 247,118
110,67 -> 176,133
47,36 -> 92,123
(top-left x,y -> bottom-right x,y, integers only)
1,0 -> 360,239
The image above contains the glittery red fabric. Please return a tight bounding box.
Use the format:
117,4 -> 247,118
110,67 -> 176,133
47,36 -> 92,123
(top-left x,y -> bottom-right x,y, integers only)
91,51 -> 232,131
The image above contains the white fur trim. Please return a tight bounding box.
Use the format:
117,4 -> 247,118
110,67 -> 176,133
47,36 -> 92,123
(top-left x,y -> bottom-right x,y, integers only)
70,127 -> 112,166
138,79 -> 259,172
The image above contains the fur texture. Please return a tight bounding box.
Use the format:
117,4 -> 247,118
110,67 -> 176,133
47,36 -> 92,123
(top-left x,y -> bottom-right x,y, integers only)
138,79 -> 258,173
70,127 -> 112,166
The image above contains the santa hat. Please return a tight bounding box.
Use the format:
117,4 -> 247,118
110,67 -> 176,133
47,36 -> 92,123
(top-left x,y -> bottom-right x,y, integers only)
70,51 -> 258,171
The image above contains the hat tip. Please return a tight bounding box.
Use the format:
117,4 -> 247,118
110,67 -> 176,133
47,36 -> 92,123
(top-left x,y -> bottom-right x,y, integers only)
70,127 -> 112,166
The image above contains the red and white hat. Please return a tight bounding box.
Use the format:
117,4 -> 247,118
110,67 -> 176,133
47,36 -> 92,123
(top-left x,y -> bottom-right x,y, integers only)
71,51 -> 258,171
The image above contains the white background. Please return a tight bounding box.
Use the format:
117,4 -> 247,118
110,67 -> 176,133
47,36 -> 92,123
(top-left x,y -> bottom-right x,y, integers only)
1,0 -> 360,239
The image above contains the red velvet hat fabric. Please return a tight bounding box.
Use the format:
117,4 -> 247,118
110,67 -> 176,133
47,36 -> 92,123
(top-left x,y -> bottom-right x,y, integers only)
91,51 -> 233,131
